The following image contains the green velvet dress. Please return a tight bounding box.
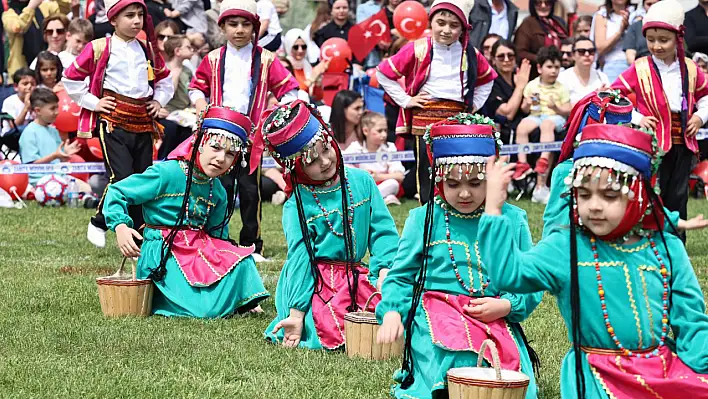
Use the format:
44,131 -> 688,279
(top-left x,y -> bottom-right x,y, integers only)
103,160 -> 269,318
478,214 -> 708,398
376,200 -> 542,399
264,167 -> 400,349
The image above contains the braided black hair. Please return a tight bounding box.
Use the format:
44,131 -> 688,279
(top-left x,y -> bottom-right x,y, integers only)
567,175 -> 586,399
149,127 -> 240,281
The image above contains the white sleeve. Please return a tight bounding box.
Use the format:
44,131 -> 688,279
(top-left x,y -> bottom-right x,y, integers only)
472,80 -> 494,112
153,72 -> 176,107
63,77 -> 99,112
188,89 -> 207,104
630,109 -> 645,125
695,95 -> 708,125
376,70 -> 411,108
279,89 -> 299,105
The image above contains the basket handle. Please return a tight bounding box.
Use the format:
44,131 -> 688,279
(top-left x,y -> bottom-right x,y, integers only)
476,339 -> 502,381
113,257 -> 138,281
363,291 -> 381,312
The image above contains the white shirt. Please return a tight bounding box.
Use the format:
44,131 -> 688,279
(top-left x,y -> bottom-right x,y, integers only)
29,50 -> 69,70
487,0 -> 509,39
189,42 -> 298,113
58,51 -> 77,69
557,67 -> 609,106
1,94 -> 34,135
63,36 -> 175,111
343,141 -> 405,174
257,0 -> 282,47
630,56 -> 708,125
376,41 -> 493,112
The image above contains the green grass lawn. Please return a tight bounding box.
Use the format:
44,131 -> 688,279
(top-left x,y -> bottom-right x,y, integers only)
2,199 -> 707,398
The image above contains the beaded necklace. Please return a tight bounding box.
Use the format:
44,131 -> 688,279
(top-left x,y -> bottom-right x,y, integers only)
307,176 -> 355,239
179,160 -> 214,229
438,197 -> 489,294
590,235 -> 669,358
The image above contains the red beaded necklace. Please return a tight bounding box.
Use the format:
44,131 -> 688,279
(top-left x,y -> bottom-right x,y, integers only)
590,235 -> 669,358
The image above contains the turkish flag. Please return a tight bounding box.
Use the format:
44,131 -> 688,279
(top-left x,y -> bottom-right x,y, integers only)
348,9 -> 391,61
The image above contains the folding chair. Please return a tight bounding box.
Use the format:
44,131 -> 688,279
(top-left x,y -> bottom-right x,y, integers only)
0,112 -> 20,160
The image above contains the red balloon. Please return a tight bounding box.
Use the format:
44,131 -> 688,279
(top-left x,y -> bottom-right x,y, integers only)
366,68 -> 379,88
394,1 -> 428,41
86,138 -> 104,161
423,28 -> 432,38
67,155 -> 89,182
320,38 -> 352,73
0,160 -> 29,197
136,30 -> 147,42
693,160 -> 708,184
54,90 -> 81,133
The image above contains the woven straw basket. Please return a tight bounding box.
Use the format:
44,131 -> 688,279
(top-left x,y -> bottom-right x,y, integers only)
447,340 -> 530,399
96,257 -> 153,317
344,292 -> 403,360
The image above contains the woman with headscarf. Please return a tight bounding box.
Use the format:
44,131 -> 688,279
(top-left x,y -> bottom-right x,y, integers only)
283,28 -> 328,95
514,0 -> 568,78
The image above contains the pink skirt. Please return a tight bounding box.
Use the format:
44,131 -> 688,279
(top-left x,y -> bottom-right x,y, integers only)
585,346 -> 708,398
161,229 -> 255,287
311,260 -> 379,350
422,291 -> 521,371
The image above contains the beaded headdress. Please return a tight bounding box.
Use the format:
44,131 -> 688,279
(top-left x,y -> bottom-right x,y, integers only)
425,113 -> 501,183
560,90 -> 634,163
565,124 -> 665,240
169,105 -> 252,172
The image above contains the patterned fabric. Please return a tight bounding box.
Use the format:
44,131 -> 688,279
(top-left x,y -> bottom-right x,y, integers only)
411,100 -> 465,136
101,90 -> 163,138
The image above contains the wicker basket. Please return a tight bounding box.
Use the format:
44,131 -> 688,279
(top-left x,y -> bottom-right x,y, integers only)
96,257 -> 153,317
343,292 -> 403,360
447,340 -> 530,399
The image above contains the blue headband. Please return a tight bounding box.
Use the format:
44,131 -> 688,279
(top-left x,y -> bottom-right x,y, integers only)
432,136 -> 497,160
574,141 -> 653,178
202,117 -> 249,143
273,113 -> 322,159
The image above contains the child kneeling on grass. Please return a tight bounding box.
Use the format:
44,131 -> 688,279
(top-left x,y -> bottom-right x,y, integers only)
344,111 -> 405,206
102,106 -> 269,318
254,100 -> 400,350
377,113 -> 541,399
479,123 -> 708,399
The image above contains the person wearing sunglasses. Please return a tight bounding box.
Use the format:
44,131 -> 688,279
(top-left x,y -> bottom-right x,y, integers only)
514,0 -> 568,79
557,36 -> 609,107
28,15 -> 70,71
559,37 -> 574,69
282,28 -> 327,98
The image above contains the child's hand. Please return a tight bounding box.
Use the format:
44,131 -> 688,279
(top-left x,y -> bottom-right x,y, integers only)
376,268 -> 389,292
272,311 -> 305,348
377,311 -> 404,344
23,92 -> 32,109
639,116 -> 658,131
63,139 -> 81,156
406,92 -> 431,109
484,157 -> 515,216
686,114 -> 703,137
679,214 -> 708,231
146,100 -> 161,118
463,297 -> 511,323
158,108 -> 170,119
116,224 -> 142,258
52,82 -> 65,93
95,96 -> 117,113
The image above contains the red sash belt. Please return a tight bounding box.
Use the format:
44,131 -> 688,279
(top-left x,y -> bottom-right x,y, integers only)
102,90 -> 164,138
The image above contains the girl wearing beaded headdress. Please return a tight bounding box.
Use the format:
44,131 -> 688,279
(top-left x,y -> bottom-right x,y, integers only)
101,106 -> 269,318
480,124 -> 708,399
252,100 -> 400,350
376,113 -> 541,399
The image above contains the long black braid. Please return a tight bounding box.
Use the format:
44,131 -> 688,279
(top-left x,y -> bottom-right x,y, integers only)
335,155 -> 358,312
400,169 -> 436,390
291,173 -> 327,300
646,183 -> 675,320
150,128 -> 207,281
567,178 -> 586,399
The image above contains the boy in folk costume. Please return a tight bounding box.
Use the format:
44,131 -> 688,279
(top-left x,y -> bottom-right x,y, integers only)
480,124 -> 708,399
103,106 -> 268,317
376,114 -> 541,399
376,0 -> 497,204
188,0 -> 299,261
611,0 -> 708,240
63,0 -> 174,248
254,100 -> 399,350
